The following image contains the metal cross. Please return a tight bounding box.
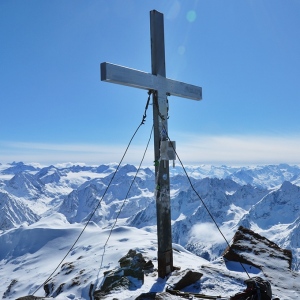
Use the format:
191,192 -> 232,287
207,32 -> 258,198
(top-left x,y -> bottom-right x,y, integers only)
101,10 -> 202,278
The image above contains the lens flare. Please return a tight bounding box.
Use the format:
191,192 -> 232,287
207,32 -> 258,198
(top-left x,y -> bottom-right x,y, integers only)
186,10 -> 197,22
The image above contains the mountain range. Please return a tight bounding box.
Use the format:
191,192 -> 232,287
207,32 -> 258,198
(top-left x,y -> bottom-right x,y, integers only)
0,161 -> 300,299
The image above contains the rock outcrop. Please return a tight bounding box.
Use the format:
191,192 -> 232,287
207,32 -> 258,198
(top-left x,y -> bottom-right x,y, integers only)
223,226 -> 300,299
94,249 -> 154,299
223,226 -> 292,270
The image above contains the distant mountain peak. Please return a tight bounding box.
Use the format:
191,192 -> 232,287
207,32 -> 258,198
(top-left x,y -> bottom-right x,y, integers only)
3,162 -> 39,175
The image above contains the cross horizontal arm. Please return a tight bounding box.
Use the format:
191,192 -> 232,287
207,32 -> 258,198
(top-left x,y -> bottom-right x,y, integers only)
101,62 -> 155,91
166,78 -> 202,100
101,62 -> 202,101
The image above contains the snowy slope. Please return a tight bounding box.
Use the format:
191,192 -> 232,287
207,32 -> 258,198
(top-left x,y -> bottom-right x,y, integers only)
1,213 -> 212,299
1,214 -> 299,299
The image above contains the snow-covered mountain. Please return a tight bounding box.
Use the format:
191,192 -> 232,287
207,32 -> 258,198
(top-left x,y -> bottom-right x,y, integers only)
5,172 -> 45,199
0,161 -> 300,299
240,181 -> 300,229
0,191 -> 40,230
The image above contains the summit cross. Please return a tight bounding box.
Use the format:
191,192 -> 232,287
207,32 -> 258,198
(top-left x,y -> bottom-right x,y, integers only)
100,10 -> 202,278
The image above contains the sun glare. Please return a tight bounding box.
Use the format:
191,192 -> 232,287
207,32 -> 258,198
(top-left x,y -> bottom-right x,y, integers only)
186,10 -> 197,22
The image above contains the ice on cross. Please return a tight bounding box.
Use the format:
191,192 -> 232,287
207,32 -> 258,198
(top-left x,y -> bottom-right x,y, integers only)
100,10 -> 202,278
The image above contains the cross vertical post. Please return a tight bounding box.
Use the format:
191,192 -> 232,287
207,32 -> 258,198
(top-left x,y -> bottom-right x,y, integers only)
150,10 -> 173,278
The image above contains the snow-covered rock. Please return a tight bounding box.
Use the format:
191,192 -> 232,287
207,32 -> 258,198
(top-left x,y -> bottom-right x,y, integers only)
223,226 -> 300,299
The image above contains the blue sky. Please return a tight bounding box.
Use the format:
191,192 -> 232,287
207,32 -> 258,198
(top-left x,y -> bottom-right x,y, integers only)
1,0 -> 300,166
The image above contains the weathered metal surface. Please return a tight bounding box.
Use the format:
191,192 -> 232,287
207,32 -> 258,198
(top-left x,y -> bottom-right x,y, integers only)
101,62 -> 202,100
